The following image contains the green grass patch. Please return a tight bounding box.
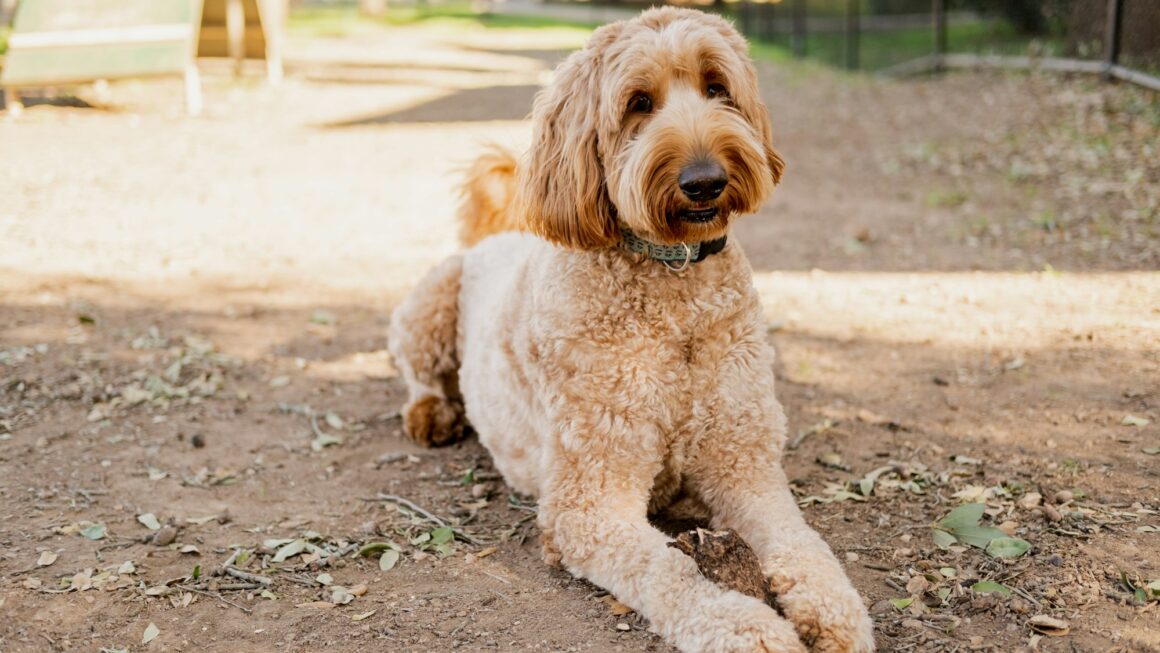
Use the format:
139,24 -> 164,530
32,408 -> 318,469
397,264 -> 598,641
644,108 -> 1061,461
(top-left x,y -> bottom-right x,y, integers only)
741,19 -> 1065,72
926,189 -> 970,208
0,26 -> 9,56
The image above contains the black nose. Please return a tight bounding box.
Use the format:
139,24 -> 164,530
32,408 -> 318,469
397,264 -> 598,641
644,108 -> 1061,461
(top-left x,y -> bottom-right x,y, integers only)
678,160 -> 728,201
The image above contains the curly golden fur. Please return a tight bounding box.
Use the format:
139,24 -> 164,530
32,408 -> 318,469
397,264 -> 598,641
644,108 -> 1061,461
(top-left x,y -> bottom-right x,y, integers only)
390,8 -> 874,652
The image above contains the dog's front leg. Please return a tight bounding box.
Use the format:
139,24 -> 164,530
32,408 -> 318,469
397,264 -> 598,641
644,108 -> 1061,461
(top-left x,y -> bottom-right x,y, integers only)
539,426 -> 805,653
691,441 -> 875,653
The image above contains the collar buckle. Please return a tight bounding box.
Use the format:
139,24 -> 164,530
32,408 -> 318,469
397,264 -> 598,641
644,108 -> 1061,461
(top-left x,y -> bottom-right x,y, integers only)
662,242 -> 692,273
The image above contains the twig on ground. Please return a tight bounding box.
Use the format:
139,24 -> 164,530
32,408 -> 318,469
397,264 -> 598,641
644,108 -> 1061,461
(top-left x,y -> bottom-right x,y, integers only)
370,493 -> 484,545
176,584 -> 253,613
223,567 -> 272,586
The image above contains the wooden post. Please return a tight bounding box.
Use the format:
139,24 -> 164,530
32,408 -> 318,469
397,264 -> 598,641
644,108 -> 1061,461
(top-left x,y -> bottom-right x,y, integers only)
258,0 -> 285,85
933,0 -> 947,69
226,0 -> 244,76
791,0 -> 806,59
845,0 -> 859,70
5,88 -> 23,117
1103,0 -> 1124,80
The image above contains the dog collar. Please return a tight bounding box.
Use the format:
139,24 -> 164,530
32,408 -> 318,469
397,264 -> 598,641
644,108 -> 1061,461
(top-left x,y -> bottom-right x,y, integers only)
620,230 -> 728,272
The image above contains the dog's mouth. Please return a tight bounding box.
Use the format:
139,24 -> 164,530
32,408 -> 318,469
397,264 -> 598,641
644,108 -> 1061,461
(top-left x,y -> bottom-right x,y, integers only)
677,207 -> 719,223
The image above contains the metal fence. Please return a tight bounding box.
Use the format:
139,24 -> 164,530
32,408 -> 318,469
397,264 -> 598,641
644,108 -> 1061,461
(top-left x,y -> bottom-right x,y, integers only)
733,0 -> 1160,90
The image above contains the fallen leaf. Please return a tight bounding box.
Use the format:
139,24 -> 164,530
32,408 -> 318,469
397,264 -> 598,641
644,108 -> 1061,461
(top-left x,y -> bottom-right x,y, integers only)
79,522 -> 107,540
316,573 -> 333,586
36,551 -> 58,567
1122,415 -> 1151,427
324,412 -> 344,430
1143,447 -> 1160,455
1017,492 -> 1043,509
118,561 -> 136,575
986,537 -> 1031,559
351,610 -> 377,621
971,581 -> 1011,597
185,515 -> 218,525
379,549 -> 400,572
1028,614 -> 1069,636
889,597 -> 914,610
178,545 -> 200,555
260,590 -> 278,600
816,451 -> 848,470
269,375 -> 290,388
330,586 -> 354,605
297,601 -> 336,609
311,433 -> 343,452
137,514 -> 162,531
349,584 -> 368,596
272,539 -> 308,563
142,623 -> 160,645
430,526 -> 454,546
23,578 -> 42,589
358,541 -> 401,557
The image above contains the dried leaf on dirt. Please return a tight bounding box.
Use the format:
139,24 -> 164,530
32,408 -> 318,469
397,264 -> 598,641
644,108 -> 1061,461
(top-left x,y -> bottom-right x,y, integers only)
985,537 -> 1030,558
297,601 -> 336,610
1028,615 -> 1069,636
79,522 -> 107,540
1121,415 -> 1151,427
137,513 -> 162,531
971,581 -> 1011,597
272,539 -> 309,563
379,549 -> 400,572
142,623 -> 160,645
36,551 -> 58,567
351,610 -> 377,621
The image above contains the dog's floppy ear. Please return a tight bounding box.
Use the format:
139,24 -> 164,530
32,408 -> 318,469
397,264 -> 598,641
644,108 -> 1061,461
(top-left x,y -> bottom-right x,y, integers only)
518,44 -> 618,249
732,74 -> 785,188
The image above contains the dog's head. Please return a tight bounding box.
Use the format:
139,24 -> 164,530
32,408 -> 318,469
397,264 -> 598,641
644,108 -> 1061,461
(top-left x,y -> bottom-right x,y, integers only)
518,7 -> 784,249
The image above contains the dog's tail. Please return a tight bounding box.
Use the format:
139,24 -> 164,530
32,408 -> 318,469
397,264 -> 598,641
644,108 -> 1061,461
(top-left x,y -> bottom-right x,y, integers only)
457,145 -> 524,247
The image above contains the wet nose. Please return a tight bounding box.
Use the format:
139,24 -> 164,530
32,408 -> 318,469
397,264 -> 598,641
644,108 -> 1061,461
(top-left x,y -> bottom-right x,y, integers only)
678,160 -> 728,201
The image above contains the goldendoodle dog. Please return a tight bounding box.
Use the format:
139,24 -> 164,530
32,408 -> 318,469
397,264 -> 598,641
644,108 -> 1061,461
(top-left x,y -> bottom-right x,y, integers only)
389,7 -> 874,652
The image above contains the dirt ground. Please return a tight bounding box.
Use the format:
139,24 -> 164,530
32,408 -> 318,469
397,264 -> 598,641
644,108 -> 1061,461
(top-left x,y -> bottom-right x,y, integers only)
1,14 -> 1158,653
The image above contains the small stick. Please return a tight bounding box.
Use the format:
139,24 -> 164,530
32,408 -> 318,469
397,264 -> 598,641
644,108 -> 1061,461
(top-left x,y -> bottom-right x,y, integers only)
223,567 -> 272,586
176,584 -> 253,613
373,493 -> 484,545
216,582 -> 263,591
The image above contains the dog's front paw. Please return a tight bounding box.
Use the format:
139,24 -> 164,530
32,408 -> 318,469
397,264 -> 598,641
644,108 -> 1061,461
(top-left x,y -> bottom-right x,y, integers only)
402,395 -> 467,447
777,580 -> 875,653
693,592 -> 807,653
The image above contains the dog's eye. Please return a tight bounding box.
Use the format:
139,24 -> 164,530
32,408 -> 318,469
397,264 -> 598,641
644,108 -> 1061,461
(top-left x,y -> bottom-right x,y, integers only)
706,83 -> 729,100
628,93 -> 653,114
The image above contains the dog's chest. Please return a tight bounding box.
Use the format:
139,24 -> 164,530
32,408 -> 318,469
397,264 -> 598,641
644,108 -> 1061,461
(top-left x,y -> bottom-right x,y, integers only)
645,321 -> 740,512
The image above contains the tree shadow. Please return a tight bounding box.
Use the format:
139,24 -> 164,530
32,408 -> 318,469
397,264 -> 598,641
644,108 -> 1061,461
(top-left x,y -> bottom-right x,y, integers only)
326,83 -> 540,126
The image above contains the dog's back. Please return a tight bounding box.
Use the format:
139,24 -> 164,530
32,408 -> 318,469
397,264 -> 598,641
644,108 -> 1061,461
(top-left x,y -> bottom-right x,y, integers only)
457,146 -> 524,246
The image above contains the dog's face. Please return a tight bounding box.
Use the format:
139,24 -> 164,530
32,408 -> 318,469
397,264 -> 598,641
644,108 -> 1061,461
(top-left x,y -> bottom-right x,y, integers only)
518,8 -> 784,249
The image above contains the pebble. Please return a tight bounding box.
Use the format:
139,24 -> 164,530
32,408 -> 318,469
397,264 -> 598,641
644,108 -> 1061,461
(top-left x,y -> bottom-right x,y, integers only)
152,526 -> 178,546
616,623 -> 630,632
1042,504 -> 1063,522
1053,490 -> 1074,504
